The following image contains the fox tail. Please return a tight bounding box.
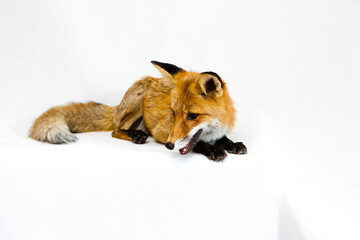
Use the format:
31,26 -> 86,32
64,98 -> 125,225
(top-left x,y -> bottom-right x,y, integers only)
29,102 -> 115,144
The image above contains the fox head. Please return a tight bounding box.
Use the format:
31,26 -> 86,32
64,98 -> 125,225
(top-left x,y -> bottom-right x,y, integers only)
151,61 -> 236,154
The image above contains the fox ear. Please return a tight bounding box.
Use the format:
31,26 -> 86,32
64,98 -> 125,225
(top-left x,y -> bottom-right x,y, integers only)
151,61 -> 184,79
198,72 -> 223,98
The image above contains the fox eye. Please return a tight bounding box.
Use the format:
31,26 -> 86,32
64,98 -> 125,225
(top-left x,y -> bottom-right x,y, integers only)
187,113 -> 199,120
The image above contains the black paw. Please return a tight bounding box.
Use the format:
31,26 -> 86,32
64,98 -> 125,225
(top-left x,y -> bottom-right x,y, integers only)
129,130 -> 148,144
207,147 -> 228,162
227,142 -> 247,154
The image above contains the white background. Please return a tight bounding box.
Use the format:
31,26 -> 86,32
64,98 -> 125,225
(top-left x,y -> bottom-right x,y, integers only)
1,0 -> 359,239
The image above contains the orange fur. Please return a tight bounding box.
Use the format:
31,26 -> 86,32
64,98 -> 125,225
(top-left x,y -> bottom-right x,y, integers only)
29,102 -> 115,143
143,71 -> 235,144
29,62 -> 236,147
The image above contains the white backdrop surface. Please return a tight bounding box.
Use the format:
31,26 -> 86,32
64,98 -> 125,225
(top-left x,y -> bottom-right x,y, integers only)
0,0 -> 359,240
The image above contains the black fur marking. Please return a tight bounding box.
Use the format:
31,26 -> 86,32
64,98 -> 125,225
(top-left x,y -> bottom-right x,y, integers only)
193,141 -> 227,161
122,129 -> 148,144
215,136 -> 247,154
130,117 -> 143,130
151,61 -> 184,77
201,71 -> 224,88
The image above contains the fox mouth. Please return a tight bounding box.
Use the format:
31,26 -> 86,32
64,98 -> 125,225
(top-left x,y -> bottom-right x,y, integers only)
179,129 -> 203,155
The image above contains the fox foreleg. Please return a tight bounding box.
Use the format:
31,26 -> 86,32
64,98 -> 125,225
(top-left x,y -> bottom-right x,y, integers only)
193,136 -> 247,162
193,141 -> 228,162
215,136 -> 247,154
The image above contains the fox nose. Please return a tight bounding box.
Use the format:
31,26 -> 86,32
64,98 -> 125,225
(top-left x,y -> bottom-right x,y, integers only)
165,142 -> 174,150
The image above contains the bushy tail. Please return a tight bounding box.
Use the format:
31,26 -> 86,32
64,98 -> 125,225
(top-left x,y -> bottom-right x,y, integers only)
29,102 -> 116,144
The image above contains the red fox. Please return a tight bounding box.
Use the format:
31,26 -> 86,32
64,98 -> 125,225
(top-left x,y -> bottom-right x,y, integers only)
29,61 -> 247,161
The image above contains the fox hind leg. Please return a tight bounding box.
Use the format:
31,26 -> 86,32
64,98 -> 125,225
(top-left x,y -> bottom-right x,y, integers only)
112,78 -> 152,144
112,129 -> 148,144
112,109 -> 149,144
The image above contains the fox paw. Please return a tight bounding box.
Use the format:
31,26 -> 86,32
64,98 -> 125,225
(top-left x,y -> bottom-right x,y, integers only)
129,130 -> 148,144
227,142 -> 247,154
207,147 -> 228,162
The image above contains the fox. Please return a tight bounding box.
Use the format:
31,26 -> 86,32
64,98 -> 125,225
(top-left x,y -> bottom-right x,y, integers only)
29,61 -> 247,161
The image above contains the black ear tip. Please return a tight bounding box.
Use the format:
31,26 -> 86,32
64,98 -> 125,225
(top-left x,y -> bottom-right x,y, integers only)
150,61 -> 184,76
201,71 -> 224,88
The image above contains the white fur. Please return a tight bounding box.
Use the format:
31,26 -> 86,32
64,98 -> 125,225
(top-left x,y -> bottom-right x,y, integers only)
29,120 -> 78,144
45,125 -> 78,143
199,120 -> 227,144
174,120 -> 227,150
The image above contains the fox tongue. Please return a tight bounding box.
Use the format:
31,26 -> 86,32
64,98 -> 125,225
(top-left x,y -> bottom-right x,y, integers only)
179,129 -> 203,155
